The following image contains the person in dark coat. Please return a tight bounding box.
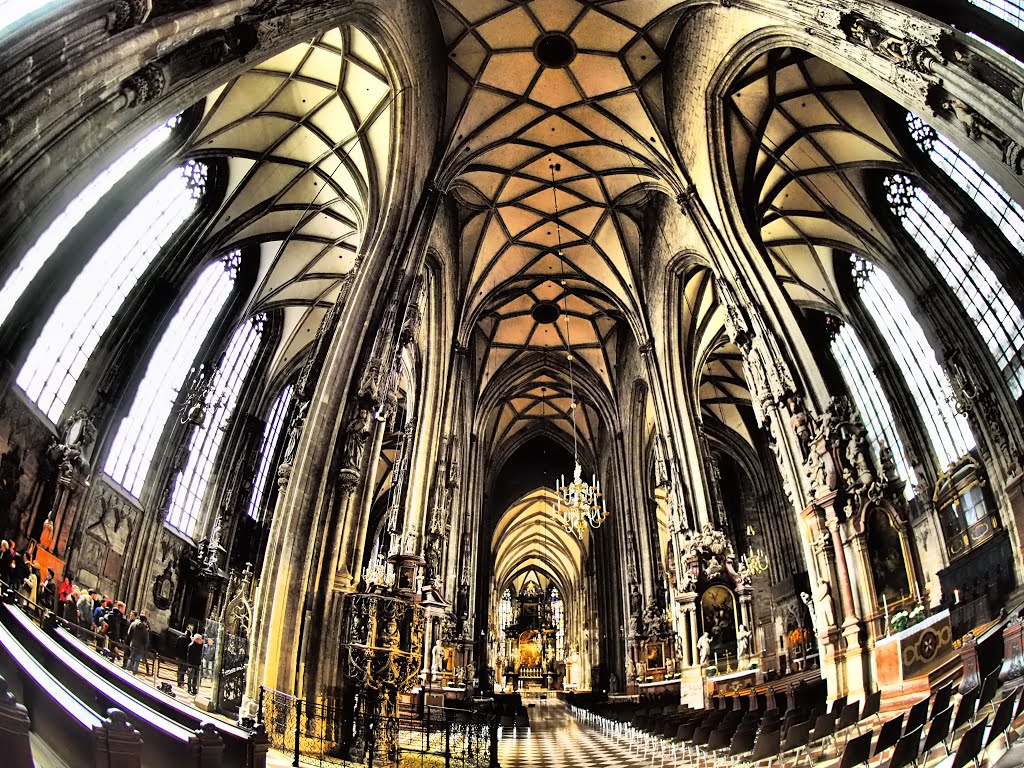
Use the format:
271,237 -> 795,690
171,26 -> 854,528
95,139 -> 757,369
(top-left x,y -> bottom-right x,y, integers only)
102,601 -> 127,661
126,615 -> 150,675
186,634 -> 204,695
0,541 -> 12,585
40,568 -> 56,613
175,628 -> 192,687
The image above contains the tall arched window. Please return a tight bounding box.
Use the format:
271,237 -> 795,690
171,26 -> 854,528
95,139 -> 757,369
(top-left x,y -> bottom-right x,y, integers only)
884,173 -> 1024,399
166,315 -> 265,537
246,384 -> 293,521
105,253 -> 240,497
0,116 -> 180,330
550,586 -> 564,659
499,588 -> 513,633
907,114 -> 1024,253
853,255 -> 975,471
830,322 -> 916,494
0,0 -> 60,36
18,159 -> 208,422
970,0 -> 1024,30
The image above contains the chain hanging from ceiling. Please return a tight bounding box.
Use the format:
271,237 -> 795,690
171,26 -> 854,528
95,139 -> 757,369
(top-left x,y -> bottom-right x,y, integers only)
547,161 -> 608,539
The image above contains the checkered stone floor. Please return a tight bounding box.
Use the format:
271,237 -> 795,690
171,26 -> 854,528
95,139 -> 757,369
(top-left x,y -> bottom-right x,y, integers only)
498,700 -> 652,768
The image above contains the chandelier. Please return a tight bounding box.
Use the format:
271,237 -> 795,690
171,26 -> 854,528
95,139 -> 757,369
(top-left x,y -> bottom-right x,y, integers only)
556,461 -> 607,538
177,362 -> 226,427
548,160 -> 608,539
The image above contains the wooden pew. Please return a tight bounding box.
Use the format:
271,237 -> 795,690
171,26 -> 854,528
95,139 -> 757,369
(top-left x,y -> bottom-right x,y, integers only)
0,620 -> 142,768
38,608 -> 268,768
0,605 -> 220,768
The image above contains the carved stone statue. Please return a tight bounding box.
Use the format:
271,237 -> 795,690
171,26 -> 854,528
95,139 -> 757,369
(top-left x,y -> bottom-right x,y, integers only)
281,399 -> 309,465
785,394 -> 812,460
843,15 -> 916,66
736,623 -> 751,658
814,579 -> 836,630
430,638 -> 445,675
609,672 -> 619,694
341,403 -> 374,469
697,632 -> 713,667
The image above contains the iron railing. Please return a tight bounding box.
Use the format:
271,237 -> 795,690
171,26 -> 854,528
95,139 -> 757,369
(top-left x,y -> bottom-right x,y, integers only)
260,687 -> 498,768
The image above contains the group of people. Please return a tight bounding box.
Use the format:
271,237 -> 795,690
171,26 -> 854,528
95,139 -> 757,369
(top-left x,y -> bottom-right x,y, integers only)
0,539 -> 54,611
2,539 -> 216,697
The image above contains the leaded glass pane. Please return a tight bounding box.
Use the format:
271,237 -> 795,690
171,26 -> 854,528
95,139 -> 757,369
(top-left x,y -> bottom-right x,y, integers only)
17,160 -> 207,423
105,254 -> 240,497
885,174 -> 1024,399
166,315 -> 264,537
854,256 -> 975,471
0,117 -> 179,330
970,0 -> 1024,31
246,384 -> 293,521
907,114 -> 1024,254
831,323 -> 916,494
0,0 -> 59,36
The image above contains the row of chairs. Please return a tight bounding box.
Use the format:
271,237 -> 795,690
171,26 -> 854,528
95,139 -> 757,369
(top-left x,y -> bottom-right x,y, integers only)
569,676 -> 1024,768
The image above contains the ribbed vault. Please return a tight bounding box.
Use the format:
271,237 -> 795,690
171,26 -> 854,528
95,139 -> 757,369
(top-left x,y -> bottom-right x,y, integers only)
725,47 -> 905,312
187,27 -> 395,381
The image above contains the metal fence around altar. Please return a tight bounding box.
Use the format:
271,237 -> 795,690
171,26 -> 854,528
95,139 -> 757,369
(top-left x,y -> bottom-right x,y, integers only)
260,687 -> 498,768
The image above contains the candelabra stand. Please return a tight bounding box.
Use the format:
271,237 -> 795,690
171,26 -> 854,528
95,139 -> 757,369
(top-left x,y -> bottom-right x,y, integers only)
340,584 -> 425,765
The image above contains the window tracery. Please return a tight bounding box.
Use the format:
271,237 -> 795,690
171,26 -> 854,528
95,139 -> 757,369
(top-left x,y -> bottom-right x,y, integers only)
853,256 -> 975,472
166,314 -> 265,538
0,116 -> 180,331
907,114 -> 1024,254
830,323 -> 916,494
105,253 -> 240,497
17,158 -> 207,423
499,588 -> 513,634
884,173 -> 1024,399
550,586 -> 564,659
246,383 -> 293,521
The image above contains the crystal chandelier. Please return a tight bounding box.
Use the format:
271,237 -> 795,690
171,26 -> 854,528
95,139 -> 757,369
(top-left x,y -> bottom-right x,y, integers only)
556,461 -> 607,538
548,160 -> 608,539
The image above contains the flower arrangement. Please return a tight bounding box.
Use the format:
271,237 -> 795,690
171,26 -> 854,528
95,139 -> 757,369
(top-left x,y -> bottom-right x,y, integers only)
890,602 -> 927,633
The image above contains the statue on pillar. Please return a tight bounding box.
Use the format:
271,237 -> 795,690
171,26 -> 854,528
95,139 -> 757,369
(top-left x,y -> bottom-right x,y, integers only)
814,579 -> 836,631
697,632 -> 712,667
785,393 -> 812,460
736,624 -> 751,658
800,591 -> 817,636
340,401 -> 375,471
430,638 -> 445,677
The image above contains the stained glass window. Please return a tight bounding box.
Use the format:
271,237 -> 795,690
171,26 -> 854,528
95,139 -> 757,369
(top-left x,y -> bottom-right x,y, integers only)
831,322 -> 916,494
246,384 -> 293,521
166,315 -> 265,537
499,588 -> 513,633
105,254 -> 240,497
970,0 -> 1024,31
550,586 -> 564,659
885,174 -> 1024,399
907,114 -> 1024,254
0,116 -> 180,330
17,160 -> 207,423
853,255 -> 975,471
0,0 -> 60,36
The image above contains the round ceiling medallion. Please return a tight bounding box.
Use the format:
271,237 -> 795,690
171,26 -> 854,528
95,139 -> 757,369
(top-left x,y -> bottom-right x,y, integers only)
531,301 -> 561,325
534,32 -> 577,69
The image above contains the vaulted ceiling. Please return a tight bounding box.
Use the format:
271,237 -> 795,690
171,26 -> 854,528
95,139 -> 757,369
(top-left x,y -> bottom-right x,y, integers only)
188,27 -> 395,383
434,0 -> 686,453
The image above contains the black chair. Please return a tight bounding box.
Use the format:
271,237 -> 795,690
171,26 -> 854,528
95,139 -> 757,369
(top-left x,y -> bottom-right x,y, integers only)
727,726 -> 756,761
873,713 -> 905,758
879,725 -> 922,768
860,690 -> 882,725
951,687 -> 979,735
833,701 -> 861,751
748,727 -> 780,768
806,712 -> 837,761
1015,688 -> 1024,720
830,695 -> 848,717
835,730 -> 872,768
977,670 -> 1000,716
931,684 -> 953,721
904,697 -> 929,736
949,716 -> 989,768
985,689 -> 1018,750
920,704 -> 953,762
778,719 -> 812,766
